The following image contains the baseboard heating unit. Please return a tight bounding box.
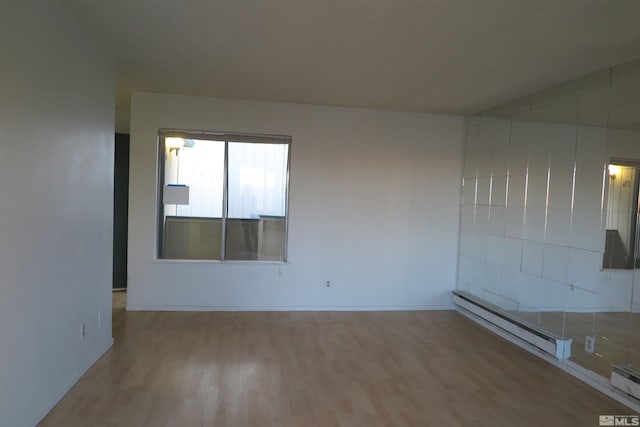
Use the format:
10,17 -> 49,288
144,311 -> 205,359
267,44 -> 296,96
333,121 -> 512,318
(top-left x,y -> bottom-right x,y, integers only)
452,291 -> 572,360
611,365 -> 640,400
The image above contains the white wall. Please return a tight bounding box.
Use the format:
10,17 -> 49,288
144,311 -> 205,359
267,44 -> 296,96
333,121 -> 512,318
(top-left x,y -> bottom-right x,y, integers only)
128,93 -> 464,310
0,2 -> 115,426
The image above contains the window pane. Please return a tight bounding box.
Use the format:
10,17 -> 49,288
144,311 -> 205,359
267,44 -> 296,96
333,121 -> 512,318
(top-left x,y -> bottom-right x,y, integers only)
160,138 -> 225,259
225,142 -> 288,260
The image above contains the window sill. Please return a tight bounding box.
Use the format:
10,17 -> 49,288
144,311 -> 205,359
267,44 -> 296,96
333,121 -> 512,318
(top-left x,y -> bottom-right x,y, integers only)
152,259 -> 289,265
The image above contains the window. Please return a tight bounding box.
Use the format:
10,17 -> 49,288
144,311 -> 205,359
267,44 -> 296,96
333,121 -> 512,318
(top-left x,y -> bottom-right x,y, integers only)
158,130 -> 290,261
603,160 -> 640,269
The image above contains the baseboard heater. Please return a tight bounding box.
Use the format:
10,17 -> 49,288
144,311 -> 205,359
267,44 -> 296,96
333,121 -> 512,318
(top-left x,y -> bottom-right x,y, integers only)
611,365 -> 640,400
452,291 -> 572,360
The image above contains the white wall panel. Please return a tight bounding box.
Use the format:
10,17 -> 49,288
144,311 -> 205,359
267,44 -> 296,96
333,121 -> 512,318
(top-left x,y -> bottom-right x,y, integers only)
492,146 -> 510,176
505,205 -> 525,239
522,240 -> 544,277
502,237 -> 523,272
129,93 -> 465,310
507,174 -> 527,207
542,244 -> 570,284
568,248 -> 603,292
476,175 -> 491,205
576,126 -> 607,172
526,173 -> 549,208
491,176 -> 508,207
570,210 -> 604,252
547,172 -> 574,210
545,209 -> 572,247
507,144 -> 528,174
527,142 -> 551,177
488,206 -> 506,236
523,207 -> 547,242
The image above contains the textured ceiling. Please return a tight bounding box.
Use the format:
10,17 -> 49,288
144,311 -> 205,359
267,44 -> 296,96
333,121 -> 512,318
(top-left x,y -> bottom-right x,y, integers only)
55,0 -> 640,115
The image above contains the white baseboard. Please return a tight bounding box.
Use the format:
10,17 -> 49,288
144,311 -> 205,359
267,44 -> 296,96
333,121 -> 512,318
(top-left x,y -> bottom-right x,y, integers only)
456,307 -> 640,413
453,292 -> 572,359
32,337 -> 114,427
126,304 -> 455,312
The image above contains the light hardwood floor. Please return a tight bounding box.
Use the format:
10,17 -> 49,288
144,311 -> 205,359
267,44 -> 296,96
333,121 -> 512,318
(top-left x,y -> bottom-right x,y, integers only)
39,293 -> 632,426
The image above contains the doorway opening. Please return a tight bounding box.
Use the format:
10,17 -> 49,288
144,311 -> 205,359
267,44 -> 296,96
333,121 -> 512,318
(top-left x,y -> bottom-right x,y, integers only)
603,160 -> 640,269
113,133 -> 129,291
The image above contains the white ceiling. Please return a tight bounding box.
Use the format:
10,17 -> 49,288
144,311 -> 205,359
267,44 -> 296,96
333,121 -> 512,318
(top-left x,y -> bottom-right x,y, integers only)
55,0 -> 640,115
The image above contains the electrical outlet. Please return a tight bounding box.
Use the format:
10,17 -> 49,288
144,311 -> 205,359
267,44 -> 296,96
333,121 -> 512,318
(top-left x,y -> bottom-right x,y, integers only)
98,310 -> 102,329
585,335 -> 595,353
80,323 -> 86,341
326,280 -> 331,287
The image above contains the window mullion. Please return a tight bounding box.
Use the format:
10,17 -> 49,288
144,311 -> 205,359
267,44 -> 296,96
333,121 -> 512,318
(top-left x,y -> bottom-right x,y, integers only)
220,139 -> 229,260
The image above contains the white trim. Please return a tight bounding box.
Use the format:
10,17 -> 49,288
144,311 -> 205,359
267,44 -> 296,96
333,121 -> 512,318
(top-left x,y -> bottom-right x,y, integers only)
456,307 -> 640,412
33,337 -> 114,427
149,259 -> 288,265
126,304 -> 455,312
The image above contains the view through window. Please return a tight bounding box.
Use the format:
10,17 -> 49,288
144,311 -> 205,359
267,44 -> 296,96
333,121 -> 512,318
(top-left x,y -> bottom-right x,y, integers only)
158,131 -> 290,261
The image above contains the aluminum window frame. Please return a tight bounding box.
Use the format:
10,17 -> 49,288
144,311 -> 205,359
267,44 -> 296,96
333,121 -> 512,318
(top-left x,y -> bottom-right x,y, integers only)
157,129 -> 291,262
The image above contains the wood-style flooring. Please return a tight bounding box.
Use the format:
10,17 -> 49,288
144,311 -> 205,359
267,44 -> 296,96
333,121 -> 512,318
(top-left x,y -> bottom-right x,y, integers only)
39,293 -> 632,426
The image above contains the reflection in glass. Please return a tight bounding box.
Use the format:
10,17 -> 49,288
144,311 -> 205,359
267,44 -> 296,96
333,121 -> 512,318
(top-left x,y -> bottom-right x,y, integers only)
456,56 -> 640,383
225,142 -> 288,261
604,162 -> 640,269
161,138 -> 225,260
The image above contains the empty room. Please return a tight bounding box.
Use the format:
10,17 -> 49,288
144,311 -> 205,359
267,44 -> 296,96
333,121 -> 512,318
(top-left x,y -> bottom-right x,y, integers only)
3,1 -> 640,426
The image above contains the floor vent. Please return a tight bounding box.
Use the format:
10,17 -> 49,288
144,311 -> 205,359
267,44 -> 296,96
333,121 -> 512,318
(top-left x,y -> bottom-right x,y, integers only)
611,365 -> 640,400
452,291 -> 572,360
